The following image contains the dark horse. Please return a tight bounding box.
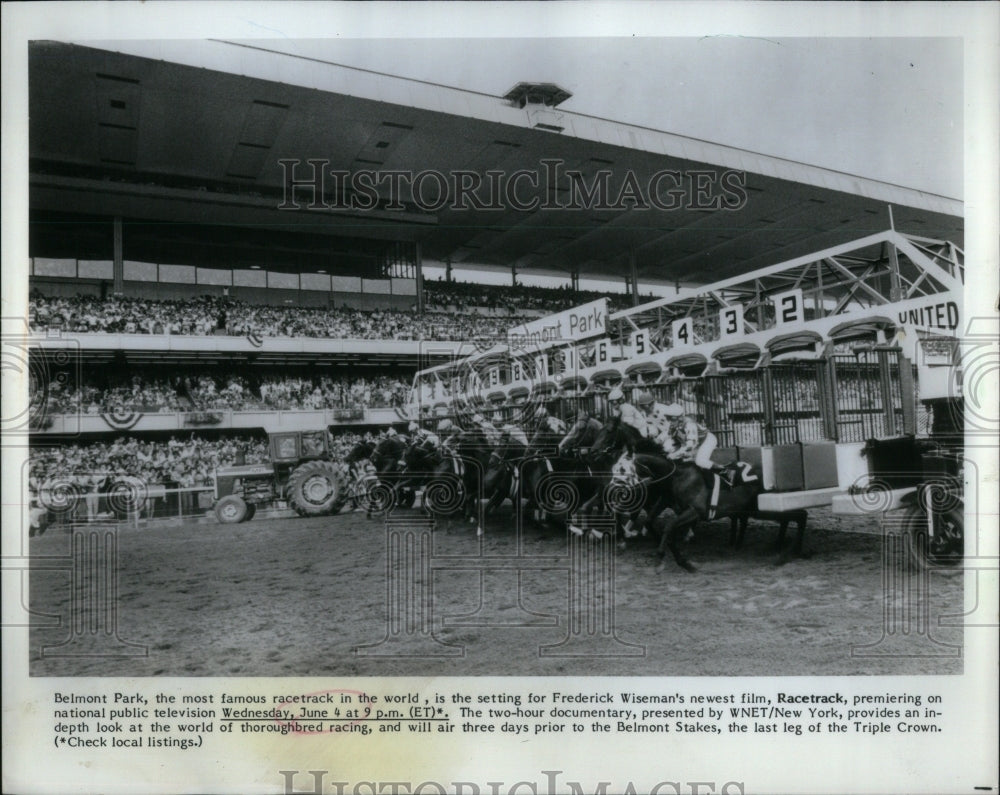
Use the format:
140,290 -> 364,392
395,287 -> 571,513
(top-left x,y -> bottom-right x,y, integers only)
569,416 -> 668,540
480,428 -> 585,530
583,419 -> 808,570
421,429 -> 494,534
360,434 -> 410,514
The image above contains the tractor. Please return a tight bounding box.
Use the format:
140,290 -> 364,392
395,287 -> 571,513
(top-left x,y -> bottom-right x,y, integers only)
212,430 -> 346,523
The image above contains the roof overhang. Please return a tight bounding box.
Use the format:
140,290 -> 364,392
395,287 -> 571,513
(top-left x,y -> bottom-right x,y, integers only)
29,40 -> 964,286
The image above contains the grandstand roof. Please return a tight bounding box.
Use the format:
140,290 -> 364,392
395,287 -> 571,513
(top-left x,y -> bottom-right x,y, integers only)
29,40 -> 963,285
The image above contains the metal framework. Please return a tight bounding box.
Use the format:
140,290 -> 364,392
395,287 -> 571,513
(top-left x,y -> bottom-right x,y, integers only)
609,230 -> 962,358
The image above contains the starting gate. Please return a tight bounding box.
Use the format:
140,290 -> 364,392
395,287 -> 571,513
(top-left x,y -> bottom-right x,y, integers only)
406,228 -> 965,566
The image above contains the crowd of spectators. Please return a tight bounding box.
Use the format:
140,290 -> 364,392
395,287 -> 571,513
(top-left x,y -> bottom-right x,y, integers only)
28,294 -> 512,341
37,371 -> 414,416
29,429 -> 374,499
27,280 -> 670,341
29,434 -> 272,494
423,278 -> 655,314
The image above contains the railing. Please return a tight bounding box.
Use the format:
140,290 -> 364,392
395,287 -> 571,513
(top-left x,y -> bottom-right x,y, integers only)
30,406 -> 408,434
582,349 -> 916,447
34,483 -> 215,528
28,331 -> 431,356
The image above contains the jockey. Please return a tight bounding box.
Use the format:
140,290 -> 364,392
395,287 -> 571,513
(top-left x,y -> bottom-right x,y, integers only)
500,422 -> 530,449
635,391 -> 678,452
472,412 -> 502,447
609,386 -> 650,439
663,404 -> 727,481
436,418 -> 461,450
557,405 -> 603,455
532,404 -> 567,440
408,420 -> 441,456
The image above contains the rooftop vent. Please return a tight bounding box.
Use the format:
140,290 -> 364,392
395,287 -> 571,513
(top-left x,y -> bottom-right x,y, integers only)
503,82 -> 573,109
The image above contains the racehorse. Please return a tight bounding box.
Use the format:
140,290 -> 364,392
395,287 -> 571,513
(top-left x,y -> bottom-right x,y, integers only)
582,417 -> 808,570
478,424 -> 583,531
422,429 -> 493,534
345,440 -> 375,467
571,416 -> 668,541
482,435 -> 525,517
362,434 -> 410,513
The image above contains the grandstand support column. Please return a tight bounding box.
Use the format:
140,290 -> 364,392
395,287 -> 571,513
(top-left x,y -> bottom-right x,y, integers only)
570,266 -> 580,292
445,257 -> 452,283
113,216 -> 124,294
415,241 -> 425,314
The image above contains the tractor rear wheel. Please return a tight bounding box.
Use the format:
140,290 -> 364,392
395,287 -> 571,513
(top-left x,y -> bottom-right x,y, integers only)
215,495 -> 249,524
287,461 -> 342,516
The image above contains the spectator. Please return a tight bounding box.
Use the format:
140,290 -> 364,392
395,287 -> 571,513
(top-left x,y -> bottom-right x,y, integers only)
38,370 -> 415,415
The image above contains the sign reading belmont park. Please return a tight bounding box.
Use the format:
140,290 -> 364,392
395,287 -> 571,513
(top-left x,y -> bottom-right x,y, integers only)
507,298 -> 609,352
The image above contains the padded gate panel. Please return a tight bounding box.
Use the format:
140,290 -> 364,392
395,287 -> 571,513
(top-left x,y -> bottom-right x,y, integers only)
802,442 -> 839,489
769,443 -> 804,492
711,446 -> 739,465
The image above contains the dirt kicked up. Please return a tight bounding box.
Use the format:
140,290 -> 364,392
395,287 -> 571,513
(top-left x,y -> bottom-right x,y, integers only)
29,506 -> 962,677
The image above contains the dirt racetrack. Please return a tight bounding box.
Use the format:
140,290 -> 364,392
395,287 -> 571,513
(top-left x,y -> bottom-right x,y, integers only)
29,505 -> 963,677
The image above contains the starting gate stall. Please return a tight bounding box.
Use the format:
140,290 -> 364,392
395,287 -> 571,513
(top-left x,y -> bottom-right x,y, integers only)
556,374 -> 592,423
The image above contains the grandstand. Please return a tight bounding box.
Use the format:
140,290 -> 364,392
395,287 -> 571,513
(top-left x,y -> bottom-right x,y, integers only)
25,40 -> 962,523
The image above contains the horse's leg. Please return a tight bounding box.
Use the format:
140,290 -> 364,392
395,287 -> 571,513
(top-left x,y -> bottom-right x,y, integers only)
657,506 -> 700,573
735,515 -> 749,548
772,514 -> 789,552
792,510 -> 809,559
571,490 -> 600,535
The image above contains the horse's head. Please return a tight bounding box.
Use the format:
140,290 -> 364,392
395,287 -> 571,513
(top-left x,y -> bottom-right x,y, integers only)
346,441 -> 374,464
587,417 -> 634,465
610,452 -> 640,487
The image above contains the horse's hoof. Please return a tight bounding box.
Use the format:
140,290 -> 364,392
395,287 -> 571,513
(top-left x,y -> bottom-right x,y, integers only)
568,524 -> 584,536
654,561 -> 666,575
590,529 -> 604,540
681,562 -> 697,573
476,526 -> 484,537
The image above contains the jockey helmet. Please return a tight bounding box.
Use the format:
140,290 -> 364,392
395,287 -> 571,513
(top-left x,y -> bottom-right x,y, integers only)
408,421 -> 419,433
437,419 -> 454,433
607,386 -> 625,402
385,427 -> 397,437
636,391 -> 654,407
662,402 -> 684,417
472,413 -> 485,425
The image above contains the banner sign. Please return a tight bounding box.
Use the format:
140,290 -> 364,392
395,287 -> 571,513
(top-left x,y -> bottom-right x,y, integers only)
507,298 -> 608,352
183,411 -> 224,426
